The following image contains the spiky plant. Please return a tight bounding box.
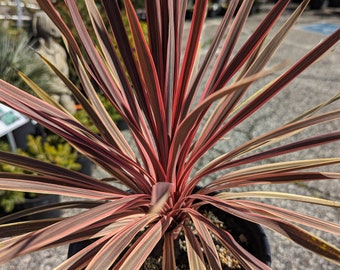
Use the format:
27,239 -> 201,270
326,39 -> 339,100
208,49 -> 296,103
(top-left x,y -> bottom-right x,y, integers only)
0,28 -> 51,94
0,0 -> 339,269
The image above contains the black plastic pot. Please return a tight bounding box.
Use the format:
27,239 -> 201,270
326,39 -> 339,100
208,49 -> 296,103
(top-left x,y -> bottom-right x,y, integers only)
12,121 -> 42,150
329,0 -> 340,7
20,194 -> 61,220
199,203 -> 271,267
0,194 -> 61,222
310,0 -> 325,9
68,202 -> 271,269
144,202 -> 271,269
116,119 -> 129,130
77,155 -> 93,176
68,208 -> 270,269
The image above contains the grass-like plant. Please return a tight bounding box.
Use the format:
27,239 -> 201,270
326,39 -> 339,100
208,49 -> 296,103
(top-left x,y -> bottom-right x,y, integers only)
0,28 -> 51,94
0,0 -> 339,269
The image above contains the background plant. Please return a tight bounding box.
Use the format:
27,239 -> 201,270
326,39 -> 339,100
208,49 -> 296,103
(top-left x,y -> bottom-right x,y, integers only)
0,0 -> 339,269
0,27 -> 51,94
0,134 -> 80,213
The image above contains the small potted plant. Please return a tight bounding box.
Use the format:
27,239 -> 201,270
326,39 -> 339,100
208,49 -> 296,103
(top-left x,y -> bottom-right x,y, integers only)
0,0 -> 339,269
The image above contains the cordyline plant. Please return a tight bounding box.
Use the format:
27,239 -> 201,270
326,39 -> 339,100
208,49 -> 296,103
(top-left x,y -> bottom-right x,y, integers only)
0,0 -> 339,269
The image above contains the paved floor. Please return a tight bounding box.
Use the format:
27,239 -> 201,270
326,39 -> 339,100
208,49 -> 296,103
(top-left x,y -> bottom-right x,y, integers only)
1,2 -> 339,269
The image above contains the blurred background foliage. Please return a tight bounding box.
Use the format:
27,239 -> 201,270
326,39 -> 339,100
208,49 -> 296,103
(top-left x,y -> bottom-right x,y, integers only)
0,134 -> 80,213
0,0 -> 149,214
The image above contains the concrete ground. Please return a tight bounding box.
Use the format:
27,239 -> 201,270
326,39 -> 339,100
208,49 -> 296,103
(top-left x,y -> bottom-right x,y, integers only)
1,2 -> 339,269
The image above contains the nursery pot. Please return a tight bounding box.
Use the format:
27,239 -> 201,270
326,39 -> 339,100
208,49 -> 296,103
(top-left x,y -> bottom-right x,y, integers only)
197,203 -> 271,267
310,0 -> 325,9
143,203 -> 271,269
329,0 -> 340,7
12,121 -> 42,150
77,155 -> 93,176
68,198 -> 271,269
20,194 -> 61,220
0,194 -> 61,222
188,187 -> 271,267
